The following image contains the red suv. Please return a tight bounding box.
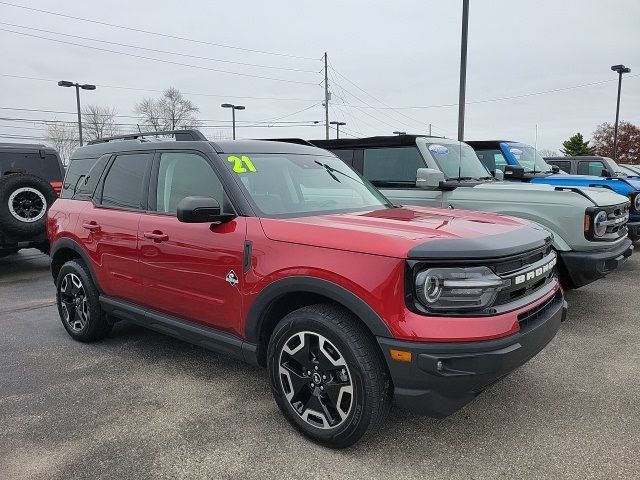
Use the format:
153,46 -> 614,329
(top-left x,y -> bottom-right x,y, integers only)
48,130 -> 567,448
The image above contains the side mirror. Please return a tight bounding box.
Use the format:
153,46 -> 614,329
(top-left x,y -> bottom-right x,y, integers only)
416,168 -> 445,188
551,164 -> 560,174
494,169 -> 504,181
601,169 -> 613,178
504,165 -> 525,179
177,196 -> 235,224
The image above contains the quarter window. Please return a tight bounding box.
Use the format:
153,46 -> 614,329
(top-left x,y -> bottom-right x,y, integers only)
100,153 -> 152,209
155,152 -> 225,214
550,161 -> 572,174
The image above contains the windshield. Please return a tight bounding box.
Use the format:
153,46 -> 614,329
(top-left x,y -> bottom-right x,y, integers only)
417,138 -> 492,180
503,143 -> 552,173
228,153 -> 391,217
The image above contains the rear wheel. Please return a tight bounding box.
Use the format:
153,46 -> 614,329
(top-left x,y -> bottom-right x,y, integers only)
267,304 -> 392,448
55,260 -> 112,341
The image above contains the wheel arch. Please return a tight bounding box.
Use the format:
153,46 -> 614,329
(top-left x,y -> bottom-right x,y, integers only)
50,238 -> 101,292
245,276 -> 393,367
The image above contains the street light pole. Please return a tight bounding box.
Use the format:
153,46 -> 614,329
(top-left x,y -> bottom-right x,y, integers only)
221,103 -> 246,139
457,0 -> 469,141
611,64 -> 631,161
58,80 -> 96,146
330,121 -> 346,139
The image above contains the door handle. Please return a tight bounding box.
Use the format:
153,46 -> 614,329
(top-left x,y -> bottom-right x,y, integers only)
144,230 -> 169,242
82,221 -> 101,232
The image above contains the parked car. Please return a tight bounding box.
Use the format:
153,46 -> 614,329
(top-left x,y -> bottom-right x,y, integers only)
544,155 -> 629,177
310,135 -> 633,289
468,140 -> 640,242
48,130 -> 566,448
0,143 -> 64,257
621,164 -> 640,175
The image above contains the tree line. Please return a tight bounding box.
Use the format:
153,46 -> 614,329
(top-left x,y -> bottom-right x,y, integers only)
46,87 -> 200,163
558,122 -> 640,163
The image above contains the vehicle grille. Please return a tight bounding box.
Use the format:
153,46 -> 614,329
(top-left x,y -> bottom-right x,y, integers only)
517,291 -> 563,331
492,246 -> 557,306
603,203 -> 629,238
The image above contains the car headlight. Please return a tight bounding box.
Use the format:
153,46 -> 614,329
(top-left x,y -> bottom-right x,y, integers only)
631,193 -> 640,212
415,266 -> 509,312
593,210 -> 608,237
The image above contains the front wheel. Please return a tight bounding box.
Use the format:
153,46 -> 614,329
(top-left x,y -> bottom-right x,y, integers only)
267,304 -> 392,448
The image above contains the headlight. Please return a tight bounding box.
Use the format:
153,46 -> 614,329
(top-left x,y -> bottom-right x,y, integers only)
631,193 -> 640,212
415,266 -> 508,312
593,210 -> 608,237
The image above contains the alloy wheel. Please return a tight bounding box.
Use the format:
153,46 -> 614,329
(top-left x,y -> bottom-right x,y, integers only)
278,331 -> 353,429
8,187 -> 47,223
59,273 -> 90,332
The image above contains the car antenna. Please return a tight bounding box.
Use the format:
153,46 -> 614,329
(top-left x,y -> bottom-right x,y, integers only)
532,124 -> 538,175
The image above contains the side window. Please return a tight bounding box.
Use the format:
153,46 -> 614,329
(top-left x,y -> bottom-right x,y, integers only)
475,149 -> 506,172
155,152 -> 225,214
551,161 -> 572,174
362,147 -> 424,185
100,153 -> 152,210
332,149 -> 355,166
577,161 -> 605,176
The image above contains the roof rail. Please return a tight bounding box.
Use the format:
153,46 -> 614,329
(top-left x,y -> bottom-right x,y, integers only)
87,129 -> 208,145
257,138 -> 314,147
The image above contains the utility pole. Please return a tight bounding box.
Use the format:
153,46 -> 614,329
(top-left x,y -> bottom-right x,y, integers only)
324,52 -> 330,140
457,0 -> 469,141
58,80 -> 96,146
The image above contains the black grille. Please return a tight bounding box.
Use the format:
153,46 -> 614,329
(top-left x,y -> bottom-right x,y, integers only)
517,291 -> 563,331
493,248 -> 557,306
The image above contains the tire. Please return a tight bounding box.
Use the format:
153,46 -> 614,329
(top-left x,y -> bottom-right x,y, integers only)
0,248 -> 20,259
267,304 -> 392,448
55,259 -> 113,342
0,174 -> 57,239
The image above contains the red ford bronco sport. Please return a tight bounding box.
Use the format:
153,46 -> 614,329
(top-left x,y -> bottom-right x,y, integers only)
48,130 -> 567,448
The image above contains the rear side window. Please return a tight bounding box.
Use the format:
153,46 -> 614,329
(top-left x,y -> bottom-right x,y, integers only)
549,161 -> 572,174
362,147 -> 425,185
100,153 -> 152,210
0,150 -> 63,181
577,161 -> 605,176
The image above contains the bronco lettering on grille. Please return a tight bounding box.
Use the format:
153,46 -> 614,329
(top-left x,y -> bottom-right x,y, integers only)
514,257 -> 557,285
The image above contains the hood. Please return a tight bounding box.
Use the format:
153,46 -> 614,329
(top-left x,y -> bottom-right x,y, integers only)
475,181 -> 630,207
259,206 -> 550,259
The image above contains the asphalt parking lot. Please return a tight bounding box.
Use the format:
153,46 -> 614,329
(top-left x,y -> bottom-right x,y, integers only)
1,250 -> 639,480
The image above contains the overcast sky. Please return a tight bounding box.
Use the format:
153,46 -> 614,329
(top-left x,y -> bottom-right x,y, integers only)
1,0 -> 638,151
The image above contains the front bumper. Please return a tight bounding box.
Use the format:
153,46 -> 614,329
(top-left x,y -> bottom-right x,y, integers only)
558,237 -> 633,288
627,221 -> 640,242
377,291 -> 567,418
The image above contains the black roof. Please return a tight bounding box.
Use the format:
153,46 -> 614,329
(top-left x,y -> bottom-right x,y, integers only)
0,142 -> 59,154
71,130 -> 329,160
310,134 -> 442,149
465,140 -> 515,149
544,156 -> 609,161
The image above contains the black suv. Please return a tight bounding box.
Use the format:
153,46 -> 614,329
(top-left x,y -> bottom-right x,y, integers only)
0,143 -> 64,257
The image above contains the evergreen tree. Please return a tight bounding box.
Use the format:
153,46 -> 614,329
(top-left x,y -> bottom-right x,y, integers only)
560,133 -> 594,156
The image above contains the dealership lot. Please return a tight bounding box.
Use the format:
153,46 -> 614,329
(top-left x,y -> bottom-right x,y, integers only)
1,250 -> 639,480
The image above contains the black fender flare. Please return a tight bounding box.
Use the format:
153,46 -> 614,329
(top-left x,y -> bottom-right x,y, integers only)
50,238 -> 102,292
244,276 -> 393,344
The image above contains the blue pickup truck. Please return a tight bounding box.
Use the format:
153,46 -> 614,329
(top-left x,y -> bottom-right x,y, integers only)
468,140 -> 640,241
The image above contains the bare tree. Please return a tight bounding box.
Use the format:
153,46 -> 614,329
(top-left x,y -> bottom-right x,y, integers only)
45,121 -> 79,165
134,87 -> 200,131
82,105 -> 120,141
539,149 -> 560,157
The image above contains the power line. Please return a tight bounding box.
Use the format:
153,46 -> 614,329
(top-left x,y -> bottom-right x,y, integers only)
0,27 -> 321,85
0,73 -> 319,102
0,1 -> 320,61
0,21 -> 320,74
